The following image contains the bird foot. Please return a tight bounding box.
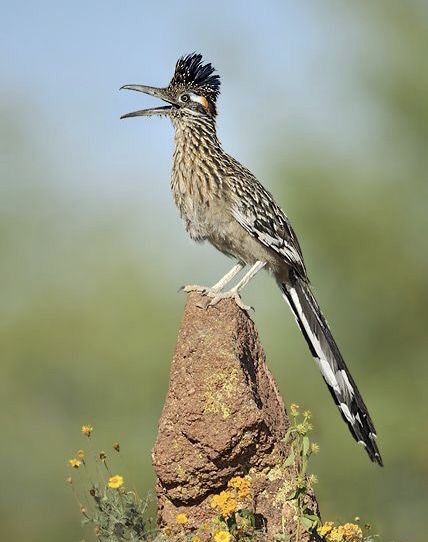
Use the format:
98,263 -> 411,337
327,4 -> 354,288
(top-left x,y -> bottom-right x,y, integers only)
206,290 -> 253,312
181,284 -> 252,312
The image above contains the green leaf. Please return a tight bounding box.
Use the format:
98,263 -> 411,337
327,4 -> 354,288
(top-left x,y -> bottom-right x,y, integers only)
284,447 -> 295,467
300,514 -> 318,531
302,436 -> 310,457
300,516 -> 314,530
303,514 -> 319,523
282,428 -> 292,446
239,508 -> 256,527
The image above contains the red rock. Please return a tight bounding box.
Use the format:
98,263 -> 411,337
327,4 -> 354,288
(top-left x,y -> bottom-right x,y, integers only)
152,292 -> 320,540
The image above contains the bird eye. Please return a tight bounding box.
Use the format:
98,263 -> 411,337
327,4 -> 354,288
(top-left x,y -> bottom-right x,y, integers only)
180,93 -> 190,103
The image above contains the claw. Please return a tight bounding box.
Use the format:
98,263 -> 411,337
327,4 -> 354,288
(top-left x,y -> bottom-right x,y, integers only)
196,297 -> 211,309
181,284 -> 252,312
207,290 -> 252,312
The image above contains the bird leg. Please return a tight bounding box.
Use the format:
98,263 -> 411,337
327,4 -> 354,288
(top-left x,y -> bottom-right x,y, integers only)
183,262 -> 245,295
207,261 -> 266,311
209,262 -> 246,292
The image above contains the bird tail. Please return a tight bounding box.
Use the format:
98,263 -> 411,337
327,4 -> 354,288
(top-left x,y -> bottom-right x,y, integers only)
280,271 -> 383,466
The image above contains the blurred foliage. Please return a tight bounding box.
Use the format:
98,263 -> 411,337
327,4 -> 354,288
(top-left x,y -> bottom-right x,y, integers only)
1,2 -> 427,542
266,3 -> 428,540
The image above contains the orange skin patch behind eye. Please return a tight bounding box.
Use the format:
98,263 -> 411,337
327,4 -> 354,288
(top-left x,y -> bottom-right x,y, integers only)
190,93 -> 214,114
200,96 -> 209,110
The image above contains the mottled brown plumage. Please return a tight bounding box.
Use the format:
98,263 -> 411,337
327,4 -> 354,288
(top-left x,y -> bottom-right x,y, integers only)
121,53 -> 383,466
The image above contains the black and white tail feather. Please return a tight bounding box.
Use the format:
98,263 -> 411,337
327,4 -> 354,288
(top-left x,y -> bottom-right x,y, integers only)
280,269 -> 383,466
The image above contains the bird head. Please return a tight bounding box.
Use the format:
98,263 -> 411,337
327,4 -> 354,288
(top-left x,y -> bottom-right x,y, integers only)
120,53 -> 220,120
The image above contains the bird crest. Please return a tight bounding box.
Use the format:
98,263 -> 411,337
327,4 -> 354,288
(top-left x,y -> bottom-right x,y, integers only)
169,53 -> 221,102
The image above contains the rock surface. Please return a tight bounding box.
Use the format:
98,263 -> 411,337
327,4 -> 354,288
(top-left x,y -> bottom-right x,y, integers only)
152,292 -> 320,539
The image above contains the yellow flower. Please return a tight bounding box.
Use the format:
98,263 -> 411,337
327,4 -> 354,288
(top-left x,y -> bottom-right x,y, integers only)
296,423 -> 306,434
68,458 -> 82,469
290,403 -> 299,416
81,425 -> 93,437
296,421 -> 313,435
318,522 -> 363,542
238,483 -> 250,498
311,442 -> 320,454
227,476 -> 241,489
318,521 -> 334,537
108,474 -> 124,489
309,473 -> 318,485
192,537 -> 202,542
211,490 -> 237,517
227,476 -> 251,498
175,513 -> 188,525
342,523 -> 363,542
329,526 -> 345,542
214,531 -> 232,542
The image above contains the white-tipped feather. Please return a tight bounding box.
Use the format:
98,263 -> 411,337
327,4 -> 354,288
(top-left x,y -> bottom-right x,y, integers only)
280,279 -> 382,466
340,369 -> 355,396
340,403 -> 354,424
287,288 -> 341,394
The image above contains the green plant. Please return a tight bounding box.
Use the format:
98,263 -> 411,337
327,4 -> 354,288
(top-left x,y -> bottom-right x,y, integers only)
280,403 -> 321,538
66,416 -> 382,542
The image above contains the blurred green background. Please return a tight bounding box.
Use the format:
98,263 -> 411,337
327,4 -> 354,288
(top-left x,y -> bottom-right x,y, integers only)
1,1 -> 427,541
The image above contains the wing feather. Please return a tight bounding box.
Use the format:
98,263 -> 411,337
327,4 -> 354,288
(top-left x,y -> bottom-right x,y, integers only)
229,175 -> 307,276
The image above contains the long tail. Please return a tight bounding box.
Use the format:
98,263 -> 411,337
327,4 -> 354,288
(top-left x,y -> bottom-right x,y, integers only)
280,271 -> 383,466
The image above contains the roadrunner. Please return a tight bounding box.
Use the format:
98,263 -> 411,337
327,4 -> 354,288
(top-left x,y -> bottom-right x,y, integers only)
120,53 -> 382,465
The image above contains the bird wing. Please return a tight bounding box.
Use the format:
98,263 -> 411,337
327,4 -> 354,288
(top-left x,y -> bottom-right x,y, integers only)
229,175 -> 307,276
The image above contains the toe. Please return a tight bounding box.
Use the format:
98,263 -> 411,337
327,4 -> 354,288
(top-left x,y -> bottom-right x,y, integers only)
233,294 -> 251,312
183,284 -> 207,293
207,295 -> 221,307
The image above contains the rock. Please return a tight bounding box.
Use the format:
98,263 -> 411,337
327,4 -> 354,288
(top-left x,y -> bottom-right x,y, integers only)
152,292 -> 320,540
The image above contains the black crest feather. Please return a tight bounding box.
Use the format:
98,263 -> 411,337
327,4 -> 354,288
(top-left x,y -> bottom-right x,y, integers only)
169,53 -> 221,101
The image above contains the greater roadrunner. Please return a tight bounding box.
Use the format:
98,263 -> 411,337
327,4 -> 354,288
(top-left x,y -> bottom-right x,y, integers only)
121,53 -> 383,466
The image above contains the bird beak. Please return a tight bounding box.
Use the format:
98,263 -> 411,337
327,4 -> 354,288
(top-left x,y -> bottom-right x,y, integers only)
120,85 -> 175,119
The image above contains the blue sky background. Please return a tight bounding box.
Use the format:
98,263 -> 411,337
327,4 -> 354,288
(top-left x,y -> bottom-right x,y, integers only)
1,1 -> 377,190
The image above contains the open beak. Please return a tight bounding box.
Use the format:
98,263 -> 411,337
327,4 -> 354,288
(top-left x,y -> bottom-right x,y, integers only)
120,85 -> 175,119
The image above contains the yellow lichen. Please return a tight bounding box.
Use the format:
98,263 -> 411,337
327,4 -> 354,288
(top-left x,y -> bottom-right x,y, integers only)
203,369 -> 239,419
267,464 -> 284,482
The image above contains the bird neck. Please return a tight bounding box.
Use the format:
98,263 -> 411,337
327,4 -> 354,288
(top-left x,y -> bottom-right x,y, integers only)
172,114 -> 221,160
170,113 -> 226,208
